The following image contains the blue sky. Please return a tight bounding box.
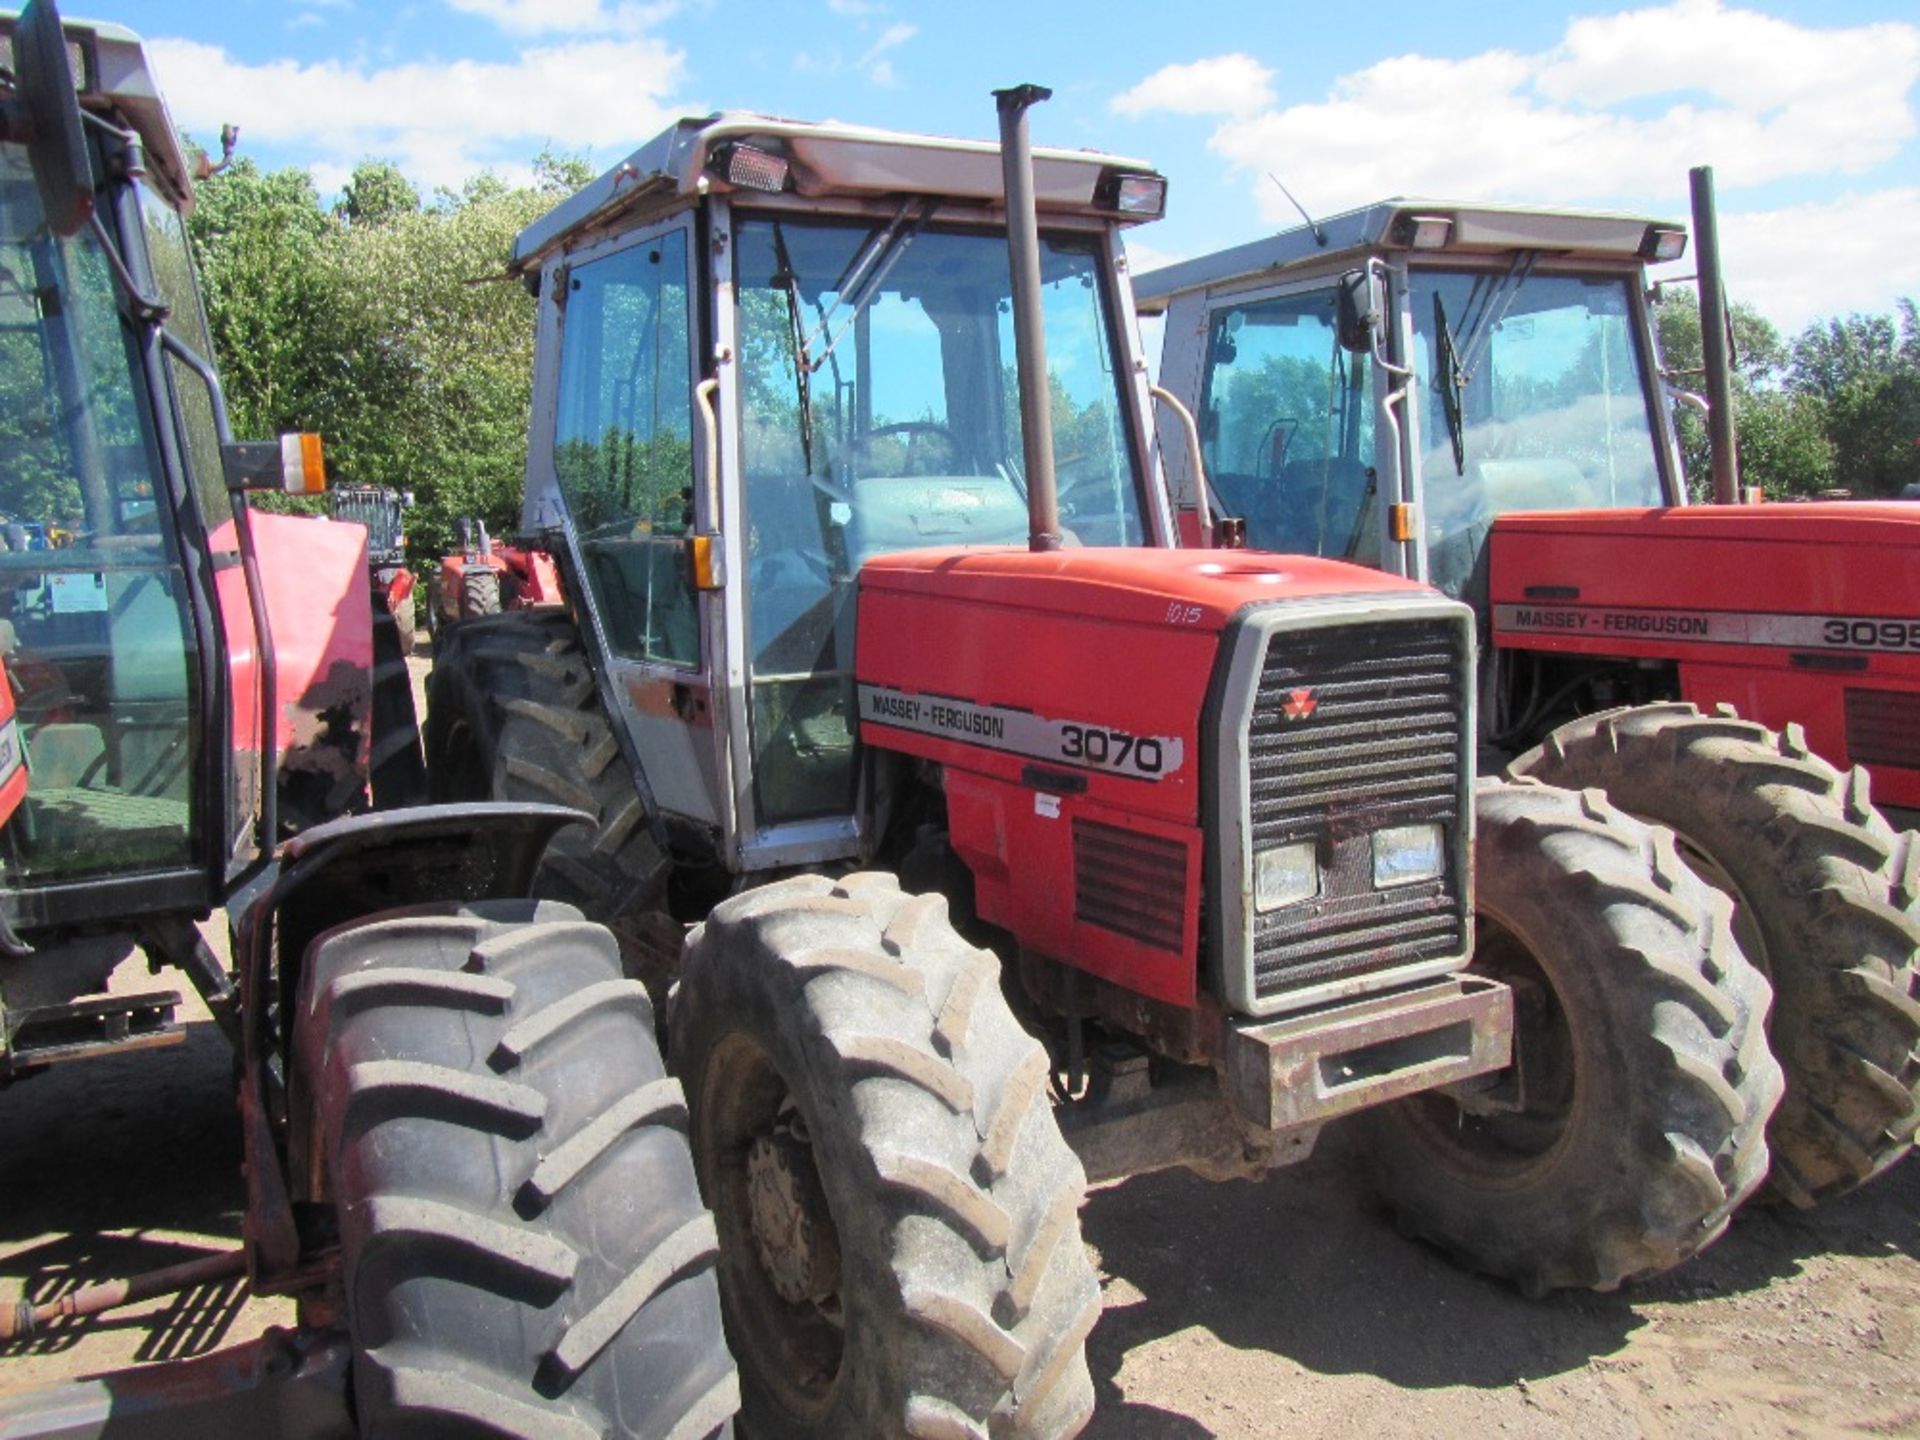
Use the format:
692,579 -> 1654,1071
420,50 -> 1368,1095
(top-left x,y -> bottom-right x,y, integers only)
126,0 -> 1920,333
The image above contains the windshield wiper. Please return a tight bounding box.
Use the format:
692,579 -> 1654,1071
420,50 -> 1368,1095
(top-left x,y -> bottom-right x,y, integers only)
769,219 -> 817,474
1433,292 -> 1466,476
793,197 -> 935,376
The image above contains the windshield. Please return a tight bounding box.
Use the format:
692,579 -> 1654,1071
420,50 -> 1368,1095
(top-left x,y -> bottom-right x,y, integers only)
733,213 -> 1143,825
0,139 -> 199,882
1197,286 -> 1376,562
1409,268 -> 1663,594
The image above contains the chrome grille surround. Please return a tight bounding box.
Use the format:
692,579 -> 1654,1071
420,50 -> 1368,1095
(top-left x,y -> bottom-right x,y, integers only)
1211,594 -> 1476,1017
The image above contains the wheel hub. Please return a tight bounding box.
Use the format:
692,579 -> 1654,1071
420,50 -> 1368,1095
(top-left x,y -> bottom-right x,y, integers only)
745,1126 -> 841,1308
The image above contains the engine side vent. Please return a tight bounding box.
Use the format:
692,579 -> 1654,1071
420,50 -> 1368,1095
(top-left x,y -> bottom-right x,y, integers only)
1073,818 -> 1187,953
1845,687 -> 1920,772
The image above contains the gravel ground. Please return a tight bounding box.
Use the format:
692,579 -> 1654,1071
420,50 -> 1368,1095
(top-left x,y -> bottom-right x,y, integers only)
2,973 -> 1915,1436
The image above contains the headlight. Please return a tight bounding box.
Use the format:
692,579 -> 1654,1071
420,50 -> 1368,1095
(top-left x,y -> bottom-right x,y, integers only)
1372,823 -> 1445,889
1255,841 -> 1319,911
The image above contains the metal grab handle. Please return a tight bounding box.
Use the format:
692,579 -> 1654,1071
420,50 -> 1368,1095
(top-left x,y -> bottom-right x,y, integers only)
1150,383 -> 1212,535
694,376 -> 721,532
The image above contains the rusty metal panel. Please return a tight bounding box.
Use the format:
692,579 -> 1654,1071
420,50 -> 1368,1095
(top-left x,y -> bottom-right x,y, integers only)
1222,974 -> 1511,1133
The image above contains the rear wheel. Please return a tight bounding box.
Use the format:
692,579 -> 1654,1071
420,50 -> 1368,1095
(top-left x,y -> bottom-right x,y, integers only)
1361,778 -> 1783,1294
293,900 -> 737,1438
1512,703 -> 1920,1204
425,611 -> 666,929
673,872 -> 1101,1439
368,601 -> 425,809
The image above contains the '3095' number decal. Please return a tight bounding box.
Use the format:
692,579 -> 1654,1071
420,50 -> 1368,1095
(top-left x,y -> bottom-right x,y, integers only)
1823,618 -> 1920,651
1061,724 -> 1167,776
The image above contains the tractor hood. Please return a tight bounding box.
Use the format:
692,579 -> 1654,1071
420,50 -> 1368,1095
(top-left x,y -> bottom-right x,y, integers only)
1490,501 -> 1920,650
857,545 -> 1434,632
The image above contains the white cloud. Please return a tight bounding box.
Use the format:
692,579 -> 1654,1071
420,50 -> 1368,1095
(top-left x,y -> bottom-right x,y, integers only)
148,33 -> 690,193
1110,54 -> 1275,120
1667,188 -> 1920,334
1127,3 -> 1920,327
859,21 -> 913,86
441,0 -> 672,36
1182,2 -> 1918,219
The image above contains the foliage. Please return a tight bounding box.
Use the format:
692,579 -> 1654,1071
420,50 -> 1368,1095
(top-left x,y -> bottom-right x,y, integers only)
1655,287 -> 1919,500
183,149 -> 592,559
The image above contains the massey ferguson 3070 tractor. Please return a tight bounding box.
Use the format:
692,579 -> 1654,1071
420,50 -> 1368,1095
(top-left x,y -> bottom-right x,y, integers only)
0,7 -> 736,1436
425,93 -> 1781,1432
1137,189 -> 1920,1212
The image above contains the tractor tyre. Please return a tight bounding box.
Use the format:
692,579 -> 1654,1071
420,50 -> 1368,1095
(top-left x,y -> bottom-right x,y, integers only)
672,871 -> 1101,1440
292,899 -> 738,1439
424,611 -> 666,928
460,566 -> 502,621
368,601 -> 426,809
391,584 -> 418,658
1360,778 -> 1783,1295
1510,702 -> 1920,1205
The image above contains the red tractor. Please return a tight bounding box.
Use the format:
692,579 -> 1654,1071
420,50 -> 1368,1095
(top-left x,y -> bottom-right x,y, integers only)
425,515 -> 566,637
424,92 -> 1781,1435
0,6 -> 735,1435
1137,184 -> 1920,1215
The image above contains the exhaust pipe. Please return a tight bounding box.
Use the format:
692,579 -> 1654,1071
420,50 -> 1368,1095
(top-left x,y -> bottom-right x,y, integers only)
1689,165 -> 1741,505
994,84 -> 1062,552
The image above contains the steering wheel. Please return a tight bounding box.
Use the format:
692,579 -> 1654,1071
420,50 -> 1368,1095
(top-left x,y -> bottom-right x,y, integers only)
845,421 -> 958,479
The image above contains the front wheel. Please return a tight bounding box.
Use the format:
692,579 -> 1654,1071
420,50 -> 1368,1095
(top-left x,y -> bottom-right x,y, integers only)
1511,703 -> 1920,1205
293,900 -> 738,1438
1360,779 -> 1784,1295
673,872 -> 1101,1439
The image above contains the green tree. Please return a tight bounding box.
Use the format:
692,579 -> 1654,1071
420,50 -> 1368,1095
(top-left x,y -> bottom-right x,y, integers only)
1787,303 -> 1920,497
1654,287 -> 1835,498
336,160 -> 420,226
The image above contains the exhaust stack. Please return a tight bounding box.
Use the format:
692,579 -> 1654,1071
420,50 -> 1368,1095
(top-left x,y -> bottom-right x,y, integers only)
1689,165 -> 1741,505
994,84 -> 1062,552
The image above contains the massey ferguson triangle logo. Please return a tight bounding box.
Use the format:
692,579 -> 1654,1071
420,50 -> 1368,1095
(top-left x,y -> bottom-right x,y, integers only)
1281,688 -> 1318,722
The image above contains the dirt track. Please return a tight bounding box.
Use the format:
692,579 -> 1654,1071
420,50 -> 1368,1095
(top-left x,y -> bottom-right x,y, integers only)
3,972 -> 1916,1437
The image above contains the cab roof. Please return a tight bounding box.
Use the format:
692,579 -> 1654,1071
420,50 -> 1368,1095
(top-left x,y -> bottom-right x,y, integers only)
0,9 -> 195,212
1133,197 -> 1681,314
511,110 -> 1162,273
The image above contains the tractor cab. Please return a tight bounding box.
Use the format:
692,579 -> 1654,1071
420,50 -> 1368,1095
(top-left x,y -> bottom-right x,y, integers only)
0,7 -> 383,1075
0,20 -> 216,899
1139,200 -> 1687,601
506,113 -> 1172,867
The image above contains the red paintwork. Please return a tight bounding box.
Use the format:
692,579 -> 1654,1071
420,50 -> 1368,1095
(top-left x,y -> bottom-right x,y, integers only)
857,546 -> 1433,1005
436,545 -> 566,620
0,659 -> 26,830
214,511 -> 375,812
1489,503 -> 1920,808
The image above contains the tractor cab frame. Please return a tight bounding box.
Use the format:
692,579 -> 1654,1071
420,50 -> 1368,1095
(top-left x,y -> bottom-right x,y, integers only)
505,112 -> 1177,875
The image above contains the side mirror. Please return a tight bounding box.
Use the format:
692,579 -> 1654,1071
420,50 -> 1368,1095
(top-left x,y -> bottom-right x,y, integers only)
8,0 -> 93,238
1335,267 -> 1385,355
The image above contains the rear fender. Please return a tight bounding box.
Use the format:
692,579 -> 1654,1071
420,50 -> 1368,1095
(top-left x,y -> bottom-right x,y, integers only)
228,801 -> 588,1286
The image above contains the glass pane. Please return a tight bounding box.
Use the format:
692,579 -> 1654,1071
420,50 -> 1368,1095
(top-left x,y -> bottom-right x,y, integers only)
139,186 -> 229,531
733,216 -> 1142,825
1410,270 -> 1660,594
1199,288 -> 1377,561
553,228 -> 698,666
0,141 -> 199,880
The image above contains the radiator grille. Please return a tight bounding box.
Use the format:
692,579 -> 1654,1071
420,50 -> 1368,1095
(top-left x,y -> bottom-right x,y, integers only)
1074,818 -> 1187,953
1246,619 -> 1468,999
1845,687 -> 1920,772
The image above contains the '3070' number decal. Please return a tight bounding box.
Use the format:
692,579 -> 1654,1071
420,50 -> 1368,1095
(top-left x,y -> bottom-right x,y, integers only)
1060,724 -> 1167,776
